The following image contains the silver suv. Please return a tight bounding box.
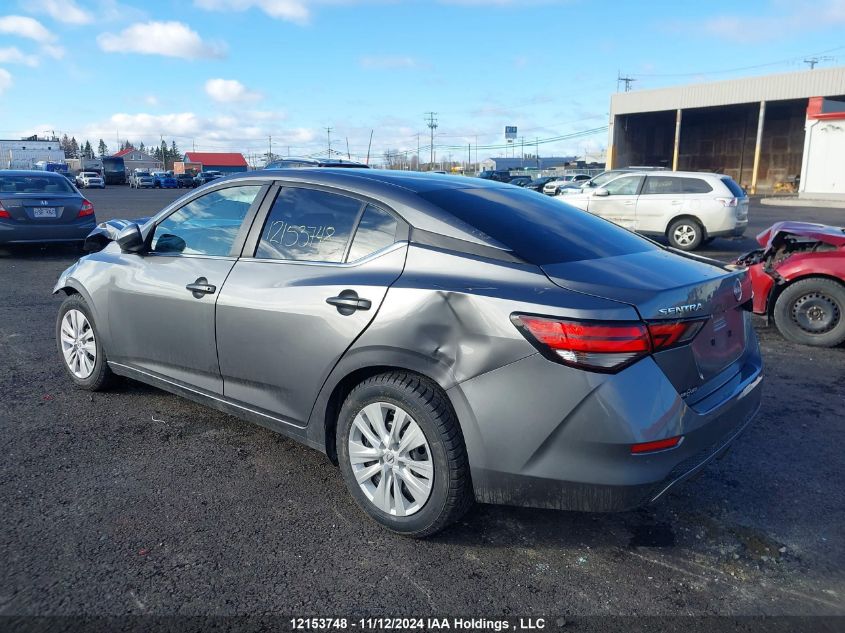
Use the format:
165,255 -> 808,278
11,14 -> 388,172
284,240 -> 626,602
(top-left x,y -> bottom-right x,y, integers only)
54,170 -> 762,536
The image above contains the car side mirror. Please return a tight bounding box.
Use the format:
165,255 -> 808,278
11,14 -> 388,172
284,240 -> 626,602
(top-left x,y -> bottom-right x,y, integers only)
116,223 -> 146,253
594,188 -> 610,197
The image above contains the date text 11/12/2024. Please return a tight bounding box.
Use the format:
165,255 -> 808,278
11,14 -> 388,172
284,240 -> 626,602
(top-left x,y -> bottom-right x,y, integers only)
290,617 -> 549,631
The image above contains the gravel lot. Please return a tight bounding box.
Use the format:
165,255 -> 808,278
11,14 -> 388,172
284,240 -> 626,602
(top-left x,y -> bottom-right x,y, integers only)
1,186 -> 843,618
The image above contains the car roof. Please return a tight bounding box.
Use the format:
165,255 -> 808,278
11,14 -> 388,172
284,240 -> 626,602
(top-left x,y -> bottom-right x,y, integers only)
0,169 -> 69,178
159,168 -> 522,250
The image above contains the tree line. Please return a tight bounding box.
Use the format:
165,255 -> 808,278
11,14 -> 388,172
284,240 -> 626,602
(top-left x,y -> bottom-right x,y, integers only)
59,135 -> 184,169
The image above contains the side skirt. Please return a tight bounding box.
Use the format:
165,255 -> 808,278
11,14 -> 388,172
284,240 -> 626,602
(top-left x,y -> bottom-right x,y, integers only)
108,362 -> 326,453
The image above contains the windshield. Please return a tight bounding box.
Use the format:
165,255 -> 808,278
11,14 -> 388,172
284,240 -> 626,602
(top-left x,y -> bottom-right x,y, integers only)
0,174 -> 76,194
418,187 -> 659,265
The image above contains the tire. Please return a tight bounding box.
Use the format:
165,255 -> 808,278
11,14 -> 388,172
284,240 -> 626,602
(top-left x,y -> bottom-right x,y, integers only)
56,294 -> 114,391
667,218 -> 704,251
773,278 -> 845,347
336,372 -> 473,537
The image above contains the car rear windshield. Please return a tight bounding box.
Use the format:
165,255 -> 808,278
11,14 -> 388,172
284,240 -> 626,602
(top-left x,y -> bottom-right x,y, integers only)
720,177 -> 746,197
417,187 -> 659,264
0,174 -> 75,194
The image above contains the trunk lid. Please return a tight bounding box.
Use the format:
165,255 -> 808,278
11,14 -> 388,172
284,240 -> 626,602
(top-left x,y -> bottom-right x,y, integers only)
540,249 -> 752,389
0,193 -> 83,223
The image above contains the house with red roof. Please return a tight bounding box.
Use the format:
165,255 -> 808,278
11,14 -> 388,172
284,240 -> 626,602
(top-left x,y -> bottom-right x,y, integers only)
184,152 -> 248,174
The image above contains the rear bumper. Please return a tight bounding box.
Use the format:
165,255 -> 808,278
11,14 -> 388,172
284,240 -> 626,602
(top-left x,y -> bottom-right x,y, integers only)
710,221 -> 748,238
0,218 -> 96,244
449,328 -> 763,512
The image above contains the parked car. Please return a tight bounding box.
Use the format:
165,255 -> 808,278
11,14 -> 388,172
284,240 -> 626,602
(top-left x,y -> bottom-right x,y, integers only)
152,172 -> 178,189
129,171 -> 155,189
562,167 -> 669,195
542,174 -> 592,196
735,221 -> 845,347
560,171 -> 749,250
477,170 -> 512,182
76,172 -> 105,189
175,173 -> 196,188
0,170 -> 96,245
193,171 -> 224,186
265,157 -> 369,169
54,169 -> 762,537
507,176 -> 533,187
523,176 -> 557,192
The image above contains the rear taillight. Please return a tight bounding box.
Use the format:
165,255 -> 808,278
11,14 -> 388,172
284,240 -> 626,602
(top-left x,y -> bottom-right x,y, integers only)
78,200 -> 94,217
714,197 -> 738,207
631,435 -> 683,454
512,315 -> 705,373
0,202 -> 9,219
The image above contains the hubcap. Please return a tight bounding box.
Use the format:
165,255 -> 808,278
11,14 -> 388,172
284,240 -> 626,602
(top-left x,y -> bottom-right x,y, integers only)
673,224 -> 697,246
348,402 -> 434,517
60,309 -> 96,379
791,292 -> 840,334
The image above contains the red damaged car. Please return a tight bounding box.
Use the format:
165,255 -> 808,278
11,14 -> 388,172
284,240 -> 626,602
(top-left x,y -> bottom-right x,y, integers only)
736,221 -> 845,347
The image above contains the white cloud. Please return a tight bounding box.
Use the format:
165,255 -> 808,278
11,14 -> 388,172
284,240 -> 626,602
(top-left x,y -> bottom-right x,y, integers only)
81,111 -> 306,149
41,44 -> 65,59
0,47 -> 39,67
143,95 -> 160,106
0,69 -> 12,95
97,21 -> 227,60
28,0 -> 93,25
194,0 -> 311,24
359,55 -> 419,70
0,15 -> 54,43
204,78 -> 262,103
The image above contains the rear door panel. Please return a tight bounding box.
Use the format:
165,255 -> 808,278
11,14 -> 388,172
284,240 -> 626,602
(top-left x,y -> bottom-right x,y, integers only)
215,246 -> 407,425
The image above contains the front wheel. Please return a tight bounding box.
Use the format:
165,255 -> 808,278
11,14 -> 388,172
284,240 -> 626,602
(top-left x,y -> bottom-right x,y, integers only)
773,278 -> 845,347
56,294 -> 114,390
667,218 -> 704,250
336,372 -> 473,537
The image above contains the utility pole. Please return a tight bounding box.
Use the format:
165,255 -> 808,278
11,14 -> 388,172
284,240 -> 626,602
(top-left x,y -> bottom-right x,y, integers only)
366,130 -> 373,165
325,127 -> 333,157
268,135 -> 272,161
536,137 -> 539,168
804,56 -> 831,69
617,73 -> 636,92
416,133 -> 420,171
425,112 -> 437,170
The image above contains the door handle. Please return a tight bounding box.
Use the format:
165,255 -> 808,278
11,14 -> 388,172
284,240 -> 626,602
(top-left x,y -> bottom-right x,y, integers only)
327,289 -> 371,316
186,277 -> 216,298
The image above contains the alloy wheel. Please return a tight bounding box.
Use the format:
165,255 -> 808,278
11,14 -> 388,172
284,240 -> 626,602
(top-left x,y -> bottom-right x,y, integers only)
60,309 -> 97,379
348,402 -> 434,517
673,224 -> 697,247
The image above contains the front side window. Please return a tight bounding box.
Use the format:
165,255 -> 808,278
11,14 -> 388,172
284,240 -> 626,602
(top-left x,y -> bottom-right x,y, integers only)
255,187 -> 362,262
151,185 -> 261,256
602,175 -> 643,196
347,205 -> 398,262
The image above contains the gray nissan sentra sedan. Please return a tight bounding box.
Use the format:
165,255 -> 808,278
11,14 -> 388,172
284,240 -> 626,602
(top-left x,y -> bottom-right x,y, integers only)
54,169 -> 763,537
1,170 -> 96,245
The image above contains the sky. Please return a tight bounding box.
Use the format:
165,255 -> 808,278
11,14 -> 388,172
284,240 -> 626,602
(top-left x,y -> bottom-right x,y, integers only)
0,0 -> 844,164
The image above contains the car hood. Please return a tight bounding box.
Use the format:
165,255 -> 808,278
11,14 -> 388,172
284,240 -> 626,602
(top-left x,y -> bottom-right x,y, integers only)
756,221 -> 845,249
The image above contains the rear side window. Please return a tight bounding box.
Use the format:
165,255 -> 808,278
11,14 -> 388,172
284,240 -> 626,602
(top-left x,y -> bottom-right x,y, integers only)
721,177 -> 746,197
418,187 -> 659,265
642,176 -> 712,194
255,187 -> 362,262
347,205 -> 398,262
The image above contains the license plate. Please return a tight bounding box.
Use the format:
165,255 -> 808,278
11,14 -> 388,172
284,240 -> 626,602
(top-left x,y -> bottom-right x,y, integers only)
33,207 -> 57,218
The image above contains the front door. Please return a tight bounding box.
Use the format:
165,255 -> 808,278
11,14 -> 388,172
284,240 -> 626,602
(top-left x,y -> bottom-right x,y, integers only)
587,174 -> 643,230
106,183 -> 267,394
216,186 -> 407,425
